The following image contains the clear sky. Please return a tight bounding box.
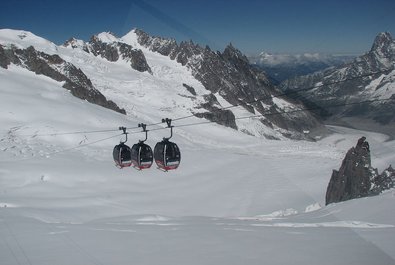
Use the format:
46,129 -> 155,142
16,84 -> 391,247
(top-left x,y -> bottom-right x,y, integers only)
1,0 -> 394,55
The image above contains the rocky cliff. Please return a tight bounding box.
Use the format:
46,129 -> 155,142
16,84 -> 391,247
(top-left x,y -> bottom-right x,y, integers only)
326,137 -> 394,205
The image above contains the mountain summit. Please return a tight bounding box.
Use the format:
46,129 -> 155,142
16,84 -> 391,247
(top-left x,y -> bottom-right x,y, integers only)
371,32 -> 394,54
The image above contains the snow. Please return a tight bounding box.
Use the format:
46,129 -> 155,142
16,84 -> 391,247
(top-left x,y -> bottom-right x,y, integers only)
213,92 -> 290,139
272,96 -> 297,110
363,70 -> 395,100
63,38 -> 85,49
1,29 -> 395,265
0,29 -> 58,54
95,32 -> 119,43
120,29 -> 140,47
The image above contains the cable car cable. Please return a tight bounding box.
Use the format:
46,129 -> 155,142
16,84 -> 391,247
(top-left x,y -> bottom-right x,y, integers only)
47,133 -> 125,157
2,98 -> 392,164
174,97 -> 394,129
4,69 -> 392,138
0,133 -> 124,163
170,68 -> 392,122
19,128 -> 123,137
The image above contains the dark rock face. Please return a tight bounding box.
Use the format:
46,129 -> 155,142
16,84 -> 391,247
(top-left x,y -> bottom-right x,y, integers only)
326,137 -> 394,205
326,137 -> 373,204
86,35 -> 152,74
134,30 -> 322,138
64,33 -> 152,74
182,83 -> 197,96
118,43 -> 151,73
281,32 -> 395,125
0,45 -> 125,114
196,93 -> 237,129
0,45 -> 12,68
89,36 -> 120,62
134,29 -> 178,56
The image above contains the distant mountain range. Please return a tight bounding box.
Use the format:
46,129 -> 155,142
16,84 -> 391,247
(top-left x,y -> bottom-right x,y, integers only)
249,52 -> 355,83
280,32 -> 395,134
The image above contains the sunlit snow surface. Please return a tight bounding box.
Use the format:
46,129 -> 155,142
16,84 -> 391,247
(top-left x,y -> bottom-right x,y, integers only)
1,31 -> 395,265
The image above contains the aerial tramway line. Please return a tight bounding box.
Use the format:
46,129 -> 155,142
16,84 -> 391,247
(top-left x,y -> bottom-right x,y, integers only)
10,70 -> 393,169
112,118 -> 181,171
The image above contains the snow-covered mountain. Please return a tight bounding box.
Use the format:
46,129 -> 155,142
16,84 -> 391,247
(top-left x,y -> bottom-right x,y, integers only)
1,28 -> 395,265
0,28 -> 323,140
249,52 -> 354,83
281,32 -> 395,133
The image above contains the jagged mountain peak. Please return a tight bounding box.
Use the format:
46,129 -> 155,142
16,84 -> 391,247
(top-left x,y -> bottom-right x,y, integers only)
369,32 -> 395,64
223,42 -> 241,55
371,32 -> 393,52
223,43 -> 249,64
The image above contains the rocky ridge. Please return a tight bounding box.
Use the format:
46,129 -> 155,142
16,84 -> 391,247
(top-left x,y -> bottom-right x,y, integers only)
326,137 -> 394,205
64,33 -> 152,74
0,43 -> 125,114
133,29 -> 322,139
281,32 -> 395,126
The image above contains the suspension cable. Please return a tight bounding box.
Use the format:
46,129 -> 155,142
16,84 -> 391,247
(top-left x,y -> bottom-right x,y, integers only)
3,69 -> 393,138
175,98 -> 394,129
171,68 -> 392,122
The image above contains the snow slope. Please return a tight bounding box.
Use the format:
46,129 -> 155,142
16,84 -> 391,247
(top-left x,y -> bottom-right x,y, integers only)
1,32 -> 395,264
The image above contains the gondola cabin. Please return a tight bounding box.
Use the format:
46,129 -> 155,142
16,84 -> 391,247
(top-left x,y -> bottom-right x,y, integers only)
131,142 -> 153,170
154,140 -> 181,171
113,143 -> 132,168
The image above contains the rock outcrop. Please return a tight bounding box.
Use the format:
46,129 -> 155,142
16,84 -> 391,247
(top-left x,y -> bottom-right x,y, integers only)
326,137 -> 394,205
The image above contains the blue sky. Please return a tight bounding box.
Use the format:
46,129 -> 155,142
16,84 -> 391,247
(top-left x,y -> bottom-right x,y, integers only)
1,0 -> 394,55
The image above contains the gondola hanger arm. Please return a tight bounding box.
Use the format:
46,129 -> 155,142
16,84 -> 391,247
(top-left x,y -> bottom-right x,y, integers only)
119,126 -> 128,143
162,118 -> 173,140
138,123 -> 148,143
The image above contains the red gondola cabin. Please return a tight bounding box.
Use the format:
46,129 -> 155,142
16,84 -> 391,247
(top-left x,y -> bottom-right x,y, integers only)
154,140 -> 181,171
131,142 -> 153,170
113,143 -> 132,168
